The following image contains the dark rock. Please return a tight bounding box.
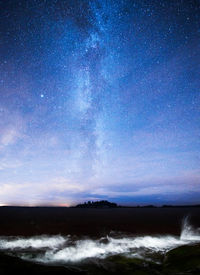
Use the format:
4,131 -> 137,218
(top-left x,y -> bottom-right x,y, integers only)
83,255 -> 162,275
163,244 -> 200,274
0,252 -> 86,275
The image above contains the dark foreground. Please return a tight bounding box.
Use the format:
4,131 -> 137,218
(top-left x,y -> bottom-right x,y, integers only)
0,207 -> 200,274
1,245 -> 200,275
0,206 -> 200,236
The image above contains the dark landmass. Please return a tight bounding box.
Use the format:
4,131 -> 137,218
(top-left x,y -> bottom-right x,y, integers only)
0,206 -> 200,237
0,251 -> 86,275
161,204 -> 200,208
75,200 -> 118,208
74,200 -> 200,208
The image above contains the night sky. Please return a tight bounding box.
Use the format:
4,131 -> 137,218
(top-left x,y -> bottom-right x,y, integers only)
0,0 -> 200,206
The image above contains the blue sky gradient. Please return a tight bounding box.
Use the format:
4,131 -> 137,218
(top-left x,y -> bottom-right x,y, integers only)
0,0 -> 200,206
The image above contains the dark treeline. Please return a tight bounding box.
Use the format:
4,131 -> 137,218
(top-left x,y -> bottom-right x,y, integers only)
74,201 -> 200,208
75,200 -> 118,208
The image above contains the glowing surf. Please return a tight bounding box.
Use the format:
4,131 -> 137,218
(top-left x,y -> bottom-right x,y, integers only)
0,217 -> 199,264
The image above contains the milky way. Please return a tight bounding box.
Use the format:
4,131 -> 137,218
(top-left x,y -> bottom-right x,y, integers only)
0,0 -> 200,205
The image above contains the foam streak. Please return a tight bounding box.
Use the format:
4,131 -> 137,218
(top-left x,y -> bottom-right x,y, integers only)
0,218 -> 199,264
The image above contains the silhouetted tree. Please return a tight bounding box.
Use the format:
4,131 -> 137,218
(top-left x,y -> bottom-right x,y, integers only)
75,200 -> 118,208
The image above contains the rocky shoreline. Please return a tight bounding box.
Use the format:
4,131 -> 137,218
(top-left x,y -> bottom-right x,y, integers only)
0,244 -> 200,274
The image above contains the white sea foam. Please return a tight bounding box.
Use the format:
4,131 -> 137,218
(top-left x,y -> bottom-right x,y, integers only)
38,236 -> 178,263
180,216 -> 200,241
0,217 -> 199,264
0,235 -> 66,250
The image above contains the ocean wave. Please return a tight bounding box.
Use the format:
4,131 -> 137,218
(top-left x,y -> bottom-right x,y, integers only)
0,235 -> 66,250
0,217 -> 199,264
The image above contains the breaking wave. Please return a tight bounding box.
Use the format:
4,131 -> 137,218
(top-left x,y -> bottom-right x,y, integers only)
0,217 -> 199,264
0,235 -> 66,250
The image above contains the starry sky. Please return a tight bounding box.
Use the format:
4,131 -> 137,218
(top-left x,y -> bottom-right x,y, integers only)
0,0 -> 200,206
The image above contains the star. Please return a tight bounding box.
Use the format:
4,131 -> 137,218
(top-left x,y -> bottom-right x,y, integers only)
0,0 -> 199,206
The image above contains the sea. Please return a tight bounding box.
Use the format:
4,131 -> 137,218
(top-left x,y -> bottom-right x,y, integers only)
0,216 -> 200,274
